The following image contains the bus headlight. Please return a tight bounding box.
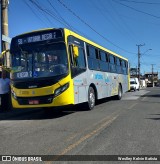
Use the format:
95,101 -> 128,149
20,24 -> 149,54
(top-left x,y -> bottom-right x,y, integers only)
54,82 -> 69,97
11,90 -> 17,100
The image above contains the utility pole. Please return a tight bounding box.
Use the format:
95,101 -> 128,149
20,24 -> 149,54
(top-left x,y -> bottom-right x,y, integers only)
151,64 -> 155,87
1,0 -> 9,66
136,66 -> 138,77
136,44 -> 145,83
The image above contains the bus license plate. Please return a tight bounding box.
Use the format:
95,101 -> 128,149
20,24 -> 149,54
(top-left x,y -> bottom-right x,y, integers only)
29,100 -> 39,105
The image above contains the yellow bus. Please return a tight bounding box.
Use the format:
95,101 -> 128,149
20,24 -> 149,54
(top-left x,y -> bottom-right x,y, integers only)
9,28 -> 129,110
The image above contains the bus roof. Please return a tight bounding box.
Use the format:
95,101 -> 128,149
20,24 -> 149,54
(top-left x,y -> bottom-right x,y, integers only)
64,28 -> 128,61
15,28 -> 56,37
14,27 -> 128,61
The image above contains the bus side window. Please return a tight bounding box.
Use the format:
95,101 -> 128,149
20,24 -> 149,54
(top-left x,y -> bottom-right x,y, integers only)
100,51 -> 106,61
69,43 -> 86,79
106,53 -> 109,63
121,60 -> 126,74
95,49 -> 99,59
69,45 -> 74,66
70,45 -> 78,67
87,45 -> 100,70
125,61 -> 128,74
69,45 -> 86,68
116,57 -> 122,74
109,54 -> 116,72
99,51 -> 109,71
75,47 -> 86,68
119,59 -> 122,74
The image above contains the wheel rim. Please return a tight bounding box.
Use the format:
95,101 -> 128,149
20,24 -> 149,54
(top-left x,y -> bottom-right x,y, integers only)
119,87 -> 122,98
89,89 -> 95,108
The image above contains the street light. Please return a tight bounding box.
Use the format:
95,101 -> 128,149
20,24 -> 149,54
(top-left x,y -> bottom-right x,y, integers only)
142,49 -> 152,56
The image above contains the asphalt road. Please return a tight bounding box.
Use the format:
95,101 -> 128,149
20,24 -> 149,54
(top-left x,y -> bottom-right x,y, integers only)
0,87 -> 160,163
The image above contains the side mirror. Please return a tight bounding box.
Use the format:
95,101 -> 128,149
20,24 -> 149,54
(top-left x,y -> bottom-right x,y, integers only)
73,45 -> 79,58
0,49 -> 10,58
0,49 -> 11,72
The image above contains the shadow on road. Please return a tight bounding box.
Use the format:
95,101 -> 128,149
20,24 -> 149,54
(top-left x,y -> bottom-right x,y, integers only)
140,93 -> 160,104
141,94 -> 160,98
0,109 -> 73,121
0,97 -> 116,121
145,114 -> 160,121
0,102 -> 100,121
145,117 -> 160,120
0,106 -> 82,121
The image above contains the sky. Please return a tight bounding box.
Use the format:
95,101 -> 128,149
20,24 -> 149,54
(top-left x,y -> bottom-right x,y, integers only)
1,0 -> 160,75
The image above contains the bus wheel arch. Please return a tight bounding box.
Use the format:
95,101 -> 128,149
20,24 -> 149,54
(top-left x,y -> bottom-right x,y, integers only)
87,84 -> 97,110
119,83 -> 123,93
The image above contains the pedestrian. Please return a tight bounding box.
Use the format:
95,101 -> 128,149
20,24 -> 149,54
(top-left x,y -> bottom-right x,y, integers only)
0,69 -> 10,111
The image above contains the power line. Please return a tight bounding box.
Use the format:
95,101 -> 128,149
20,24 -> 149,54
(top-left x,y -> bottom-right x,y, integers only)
57,0 -> 136,55
144,54 -> 160,57
47,0 -> 74,30
29,0 -> 91,38
27,0 -> 93,43
24,0 -> 50,27
99,0 -> 133,41
112,0 -> 160,19
88,0 -> 122,35
88,0 -> 135,44
29,0 -> 56,26
29,0 -> 70,27
108,0 -> 137,43
118,0 -> 160,5
47,0 -> 89,37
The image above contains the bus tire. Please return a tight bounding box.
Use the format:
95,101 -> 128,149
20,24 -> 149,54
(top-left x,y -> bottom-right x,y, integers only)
116,85 -> 122,100
87,86 -> 96,110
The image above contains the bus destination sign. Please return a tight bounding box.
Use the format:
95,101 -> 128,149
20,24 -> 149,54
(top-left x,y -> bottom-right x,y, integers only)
17,31 -> 63,45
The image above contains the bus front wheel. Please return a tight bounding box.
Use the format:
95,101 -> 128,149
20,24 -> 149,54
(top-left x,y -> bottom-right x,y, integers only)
87,86 -> 95,110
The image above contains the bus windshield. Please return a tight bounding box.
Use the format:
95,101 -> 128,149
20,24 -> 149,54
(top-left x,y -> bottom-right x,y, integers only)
11,42 -> 68,79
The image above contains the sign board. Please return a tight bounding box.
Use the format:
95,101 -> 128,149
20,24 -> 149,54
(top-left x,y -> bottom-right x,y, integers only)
2,35 -> 11,43
17,30 -> 62,45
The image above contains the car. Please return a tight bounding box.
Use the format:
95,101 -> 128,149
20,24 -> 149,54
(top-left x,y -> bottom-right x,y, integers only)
130,78 -> 140,91
156,83 -> 160,87
147,83 -> 153,87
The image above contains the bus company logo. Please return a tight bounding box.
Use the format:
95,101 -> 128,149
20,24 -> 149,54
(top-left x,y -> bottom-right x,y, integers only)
95,74 -> 103,80
2,156 -> 11,161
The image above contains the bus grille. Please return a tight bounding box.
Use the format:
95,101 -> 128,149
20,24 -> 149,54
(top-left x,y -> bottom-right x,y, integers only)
16,94 -> 54,105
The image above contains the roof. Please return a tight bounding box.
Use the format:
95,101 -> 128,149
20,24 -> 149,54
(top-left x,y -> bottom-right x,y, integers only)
145,72 -> 158,75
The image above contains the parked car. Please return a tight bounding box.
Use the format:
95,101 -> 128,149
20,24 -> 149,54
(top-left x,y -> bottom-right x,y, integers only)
156,83 -> 160,87
130,78 -> 140,91
147,82 -> 153,87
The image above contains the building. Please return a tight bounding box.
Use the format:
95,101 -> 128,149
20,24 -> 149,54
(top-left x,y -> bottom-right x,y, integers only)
144,72 -> 158,87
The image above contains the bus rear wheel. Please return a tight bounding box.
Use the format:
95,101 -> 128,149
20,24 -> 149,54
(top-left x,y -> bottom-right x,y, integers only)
87,86 -> 95,110
116,85 -> 122,100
